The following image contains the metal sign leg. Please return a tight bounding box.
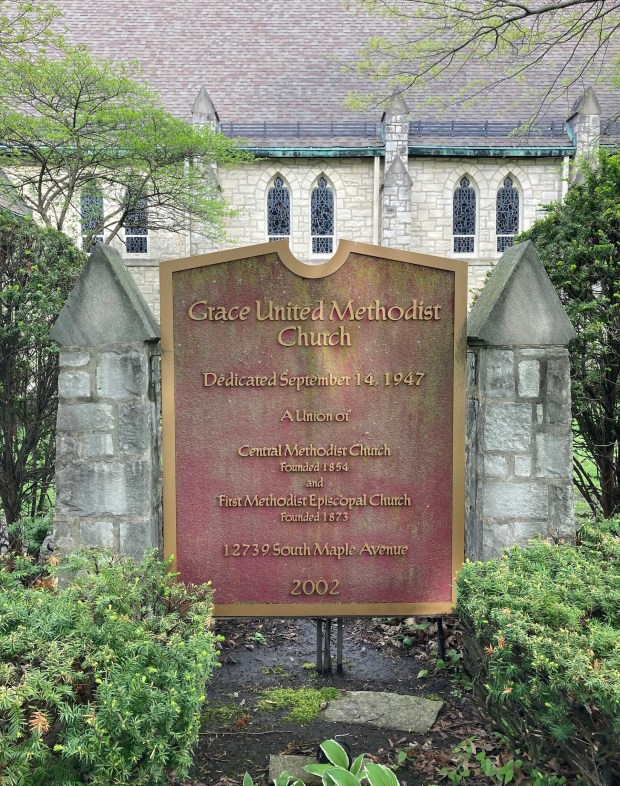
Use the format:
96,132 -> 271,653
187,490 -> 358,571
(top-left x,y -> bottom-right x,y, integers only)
315,618 -> 344,675
315,618 -> 324,674
336,618 -> 344,673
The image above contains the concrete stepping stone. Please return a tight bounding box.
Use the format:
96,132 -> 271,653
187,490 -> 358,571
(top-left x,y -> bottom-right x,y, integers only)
269,755 -> 321,785
321,690 -> 443,733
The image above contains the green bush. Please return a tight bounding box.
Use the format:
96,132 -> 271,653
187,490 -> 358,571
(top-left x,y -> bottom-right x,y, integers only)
520,153 -> 620,518
0,212 -> 84,534
0,549 -> 218,785
7,514 -> 53,559
456,520 -> 620,785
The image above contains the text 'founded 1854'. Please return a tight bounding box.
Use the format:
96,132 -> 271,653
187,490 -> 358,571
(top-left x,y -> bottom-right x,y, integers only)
160,241 -> 467,616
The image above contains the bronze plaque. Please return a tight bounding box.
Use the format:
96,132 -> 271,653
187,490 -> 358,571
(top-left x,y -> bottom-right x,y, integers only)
161,241 -> 466,616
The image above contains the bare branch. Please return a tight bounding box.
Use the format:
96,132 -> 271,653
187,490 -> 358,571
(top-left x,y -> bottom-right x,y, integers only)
352,0 -> 620,116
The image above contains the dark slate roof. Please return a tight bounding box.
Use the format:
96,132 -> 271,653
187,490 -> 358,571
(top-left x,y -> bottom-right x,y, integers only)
53,0 -> 617,149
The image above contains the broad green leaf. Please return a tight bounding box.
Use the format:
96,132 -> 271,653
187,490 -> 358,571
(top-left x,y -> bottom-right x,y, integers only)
350,754 -> 365,776
321,766 -> 361,786
304,764 -> 332,777
363,762 -> 400,786
243,773 -> 255,786
274,771 -> 292,786
319,740 -> 350,769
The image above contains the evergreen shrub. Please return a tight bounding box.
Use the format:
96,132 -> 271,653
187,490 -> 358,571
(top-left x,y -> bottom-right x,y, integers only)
0,550 -> 218,785
457,521 -> 620,785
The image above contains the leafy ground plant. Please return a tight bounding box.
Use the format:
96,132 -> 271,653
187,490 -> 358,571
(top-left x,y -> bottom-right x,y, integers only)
436,735 -> 569,786
244,739 -> 400,786
0,549 -> 219,786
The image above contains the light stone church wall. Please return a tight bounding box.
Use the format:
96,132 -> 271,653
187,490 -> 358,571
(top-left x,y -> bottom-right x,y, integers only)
217,158 -> 377,260
121,154 -> 565,320
408,157 -> 565,291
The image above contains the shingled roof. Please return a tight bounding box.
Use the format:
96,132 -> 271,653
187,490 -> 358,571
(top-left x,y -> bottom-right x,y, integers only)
53,0 -> 617,149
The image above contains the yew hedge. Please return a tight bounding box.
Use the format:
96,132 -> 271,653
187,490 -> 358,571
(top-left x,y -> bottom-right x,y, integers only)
0,550 -> 218,786
457,521 -> 620,785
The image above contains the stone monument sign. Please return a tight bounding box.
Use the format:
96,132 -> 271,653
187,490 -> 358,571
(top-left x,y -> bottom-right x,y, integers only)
160,241 -> 467,616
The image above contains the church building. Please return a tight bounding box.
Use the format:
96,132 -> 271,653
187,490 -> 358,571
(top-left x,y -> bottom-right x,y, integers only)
51,1 -> 615,318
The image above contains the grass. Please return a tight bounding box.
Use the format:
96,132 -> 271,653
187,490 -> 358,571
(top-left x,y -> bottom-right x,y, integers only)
200,701 -> 245,726
256,686 -> 340,723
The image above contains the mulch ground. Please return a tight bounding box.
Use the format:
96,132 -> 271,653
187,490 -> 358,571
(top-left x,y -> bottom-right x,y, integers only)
180,617 -> 577,786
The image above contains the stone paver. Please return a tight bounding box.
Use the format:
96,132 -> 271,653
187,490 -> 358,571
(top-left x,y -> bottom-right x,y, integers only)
322,690 -> 443,734
269,755 -> 321,785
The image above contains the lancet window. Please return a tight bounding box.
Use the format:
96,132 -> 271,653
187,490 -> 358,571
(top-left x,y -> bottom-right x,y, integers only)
124,189 -> 148,254
311,176 -> 334,254
496,176 -> 519,252
80,185 -> 104,251
453,176 -> 476,253
267,176 -> 291,241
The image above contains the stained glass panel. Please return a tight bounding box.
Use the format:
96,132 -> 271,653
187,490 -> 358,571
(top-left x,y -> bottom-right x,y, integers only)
453,176 -> 476,253
267,176 -> 290,241
496,176 -> 519,252
81,186 -> 104,251
125,190 -> 148,254
311,176 -> 334,254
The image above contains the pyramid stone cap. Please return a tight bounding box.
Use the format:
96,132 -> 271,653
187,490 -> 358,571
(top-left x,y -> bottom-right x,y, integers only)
382,92 -> 410,121
384,156 -> 413,188
569,87 -> 601,118
51,243 -> 160,346
192,86 -> 219,123
468,241 -> 576,346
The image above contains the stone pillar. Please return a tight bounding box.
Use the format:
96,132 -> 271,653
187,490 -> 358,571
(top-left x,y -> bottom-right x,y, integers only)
566,87 -> 601,170
50,244 -> 161,560
466,241 -> 576,560
381,95 -> 413,248
190,85 -> 221,257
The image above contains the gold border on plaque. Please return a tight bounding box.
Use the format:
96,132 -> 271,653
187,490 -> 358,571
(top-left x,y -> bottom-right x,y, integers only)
160,240 -> 467,618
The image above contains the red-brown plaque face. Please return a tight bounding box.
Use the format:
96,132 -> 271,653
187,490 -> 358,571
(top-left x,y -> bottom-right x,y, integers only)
161,241 -> 466,617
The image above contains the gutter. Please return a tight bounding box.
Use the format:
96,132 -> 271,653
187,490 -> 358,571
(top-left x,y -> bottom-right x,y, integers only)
244,146 -> 384,158
408,145 -> 575,158
244,145 -> 575,158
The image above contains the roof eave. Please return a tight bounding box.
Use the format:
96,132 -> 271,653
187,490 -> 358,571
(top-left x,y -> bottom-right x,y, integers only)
243,145 -> 575,158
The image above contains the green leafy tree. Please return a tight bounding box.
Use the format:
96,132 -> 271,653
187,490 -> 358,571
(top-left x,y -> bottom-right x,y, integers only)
521,152 -> 620,518
0,1 -> 62,62
0,213 -> 83,537
351,1 -> 619,116
0,43 -> 248,535
0,46 -> 248,248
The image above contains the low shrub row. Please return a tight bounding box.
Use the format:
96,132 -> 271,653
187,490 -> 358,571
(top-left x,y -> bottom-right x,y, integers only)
0,550 -> 218,786
456,520 -> 620,786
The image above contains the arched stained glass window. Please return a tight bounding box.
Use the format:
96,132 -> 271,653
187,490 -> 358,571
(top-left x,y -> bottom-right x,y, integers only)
81,184 -> 104,252
453,176 -> 476,253
496,176 -> 519,252
267,176 -> 290,241
124,189 -> 148,254
311,176 -> 334,254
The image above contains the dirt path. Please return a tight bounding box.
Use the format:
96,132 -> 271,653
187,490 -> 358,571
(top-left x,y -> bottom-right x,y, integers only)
182,617 -> 513,786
